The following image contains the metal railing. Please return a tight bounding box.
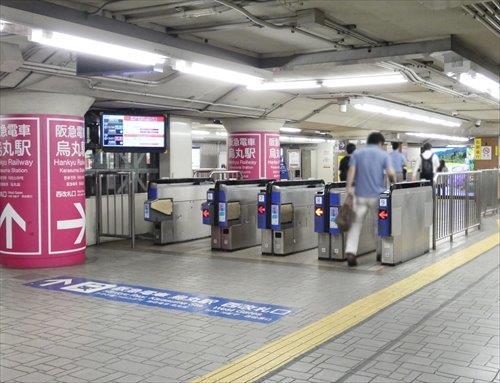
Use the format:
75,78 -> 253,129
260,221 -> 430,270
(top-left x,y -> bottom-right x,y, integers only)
95,170 -> 136,247
433,171 -> 482,248
193,168 -> 243,180
480,168 -> 499,216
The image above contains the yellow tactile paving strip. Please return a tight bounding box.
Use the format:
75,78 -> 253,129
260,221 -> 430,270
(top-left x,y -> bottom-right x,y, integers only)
193,233 -> 499,383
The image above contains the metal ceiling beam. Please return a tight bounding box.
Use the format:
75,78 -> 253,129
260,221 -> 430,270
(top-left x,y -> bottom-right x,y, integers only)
260,38 -> 455,68
0,0 -> 259,67
259,36 -> 500,78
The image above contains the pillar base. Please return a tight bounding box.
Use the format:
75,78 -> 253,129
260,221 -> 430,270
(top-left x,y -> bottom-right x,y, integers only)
1,252 -> 85,269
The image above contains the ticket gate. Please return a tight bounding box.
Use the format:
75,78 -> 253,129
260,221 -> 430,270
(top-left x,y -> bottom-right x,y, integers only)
378,181 -> 433,265
202,179 -> 271,251
314,182 -> 378,261
258,180 -> 324,256
144,178 -> 214,245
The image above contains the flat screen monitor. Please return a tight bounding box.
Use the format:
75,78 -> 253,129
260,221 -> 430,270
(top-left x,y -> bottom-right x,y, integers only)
100,113 -> 168,152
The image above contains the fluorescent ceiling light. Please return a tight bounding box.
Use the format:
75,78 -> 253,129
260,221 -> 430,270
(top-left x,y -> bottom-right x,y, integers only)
459,72 -> 499,100
280,127 -> 302,133
173,60 -> 263,86
215,131 -> 228,137
406,132 -> 469,142
248,80 -> 320,91
323,73 -> 406,88
30,29 -> 166,67
446,144 -> 467,148
351,98 -> 462,128
191,130 -> 210,135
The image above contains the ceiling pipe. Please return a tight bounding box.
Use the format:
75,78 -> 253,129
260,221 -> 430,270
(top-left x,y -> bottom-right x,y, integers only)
469,3 -> 500,31
461,4 -> 500,37
13,61 -> 266,113
165,16 -> 298,35
380,61 -> 499,106
212,0 -> 345,48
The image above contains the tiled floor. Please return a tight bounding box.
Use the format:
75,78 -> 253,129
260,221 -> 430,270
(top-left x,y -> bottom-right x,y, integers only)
1,217 -> 499,382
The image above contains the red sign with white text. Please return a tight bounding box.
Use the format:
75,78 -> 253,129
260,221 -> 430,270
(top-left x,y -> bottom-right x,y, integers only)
0,114 -> 86,268
228,132 -> 280,179
0,117 -> 41,256
47,118 -> 86,254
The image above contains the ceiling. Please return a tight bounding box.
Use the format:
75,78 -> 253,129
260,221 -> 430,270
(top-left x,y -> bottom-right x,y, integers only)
0,0 -> 499,140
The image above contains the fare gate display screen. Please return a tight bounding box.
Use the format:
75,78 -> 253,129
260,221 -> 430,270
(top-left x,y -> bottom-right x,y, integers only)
101,114 -> 167,152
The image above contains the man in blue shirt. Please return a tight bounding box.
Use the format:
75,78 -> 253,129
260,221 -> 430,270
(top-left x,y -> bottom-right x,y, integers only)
389,142 -> 407,182
345,132 -> 395,266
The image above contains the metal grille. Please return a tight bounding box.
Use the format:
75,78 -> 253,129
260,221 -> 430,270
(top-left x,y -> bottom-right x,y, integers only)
433,171 -> 481,248
193,168 -> 242,180
480,169 -> 499,215
95,170 -> 135,247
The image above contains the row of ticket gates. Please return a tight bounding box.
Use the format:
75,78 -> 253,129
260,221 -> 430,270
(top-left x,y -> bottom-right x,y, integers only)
144,178 -> 433,265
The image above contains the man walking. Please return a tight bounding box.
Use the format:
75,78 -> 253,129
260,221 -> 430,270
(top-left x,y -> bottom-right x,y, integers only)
389,142 -> 407,182
339,143 -> 356,182
413,142 -> 439,184
345,132 -> 396,267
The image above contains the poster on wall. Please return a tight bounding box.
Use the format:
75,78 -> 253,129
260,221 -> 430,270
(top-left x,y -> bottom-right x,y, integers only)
474,138 -> 482,160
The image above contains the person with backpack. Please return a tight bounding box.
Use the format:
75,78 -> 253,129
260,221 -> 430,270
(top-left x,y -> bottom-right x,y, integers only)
339,143 -> 356,181
413,142 -> 440,184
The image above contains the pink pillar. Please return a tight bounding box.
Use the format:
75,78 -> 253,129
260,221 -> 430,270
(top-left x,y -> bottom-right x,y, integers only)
0,92 -> 94,268
223,118 -> 283,180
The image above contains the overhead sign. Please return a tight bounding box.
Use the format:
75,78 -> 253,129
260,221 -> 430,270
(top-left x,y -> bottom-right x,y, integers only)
26,276 -> 294,324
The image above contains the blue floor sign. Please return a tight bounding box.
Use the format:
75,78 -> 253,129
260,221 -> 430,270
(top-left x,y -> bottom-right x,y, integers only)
25,276 -> 294,324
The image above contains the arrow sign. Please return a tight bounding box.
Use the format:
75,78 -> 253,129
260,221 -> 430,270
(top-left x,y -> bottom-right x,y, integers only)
315,208 -> 324,217
202,209 -> 210,218
40,278 -> 73,287
0,203 -> 26,249
57,203 -> 85,244
378,210 -> 389,220
258,205 -> 266,214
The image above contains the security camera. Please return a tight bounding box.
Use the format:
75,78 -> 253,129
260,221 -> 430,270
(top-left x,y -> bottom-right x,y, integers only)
475,120 -> 481,127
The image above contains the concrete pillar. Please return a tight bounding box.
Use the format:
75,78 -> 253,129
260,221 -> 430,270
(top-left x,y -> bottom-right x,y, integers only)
0,91 -> 94,268
223,118 -> 283,179
316,142 -> 334,182
159,116 -> 193,178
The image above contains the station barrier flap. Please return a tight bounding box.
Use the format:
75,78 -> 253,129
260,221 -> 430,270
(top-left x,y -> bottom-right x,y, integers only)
280,204 -> 294,224
151,199 -> 173,216
226,202 -> 241,221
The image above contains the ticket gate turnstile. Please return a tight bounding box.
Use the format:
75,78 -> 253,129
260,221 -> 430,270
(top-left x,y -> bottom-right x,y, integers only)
144,178 -> 214,245
258,180 -> 324,255
314,182 -> 378,261
202,179 -> 271,251
378,181 -> 433,265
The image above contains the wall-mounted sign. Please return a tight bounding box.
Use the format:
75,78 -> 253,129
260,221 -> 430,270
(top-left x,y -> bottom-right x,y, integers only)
481,146 -> 492,160
474,138 -> 482,160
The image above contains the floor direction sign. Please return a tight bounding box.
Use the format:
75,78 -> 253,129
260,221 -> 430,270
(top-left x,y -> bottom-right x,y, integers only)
26,276 -> 294,324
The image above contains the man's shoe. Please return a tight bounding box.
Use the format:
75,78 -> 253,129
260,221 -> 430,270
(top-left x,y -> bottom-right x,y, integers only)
346,253 -> 357,267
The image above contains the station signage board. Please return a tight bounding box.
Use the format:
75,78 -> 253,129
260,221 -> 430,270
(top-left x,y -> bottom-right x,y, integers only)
0,114 -> 86,267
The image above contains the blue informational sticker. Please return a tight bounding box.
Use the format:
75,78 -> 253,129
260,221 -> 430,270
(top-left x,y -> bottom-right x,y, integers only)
218,202 -> 226,223
25,276 -> 294,324
329,206 -> 339,229
271,204 -> 279,226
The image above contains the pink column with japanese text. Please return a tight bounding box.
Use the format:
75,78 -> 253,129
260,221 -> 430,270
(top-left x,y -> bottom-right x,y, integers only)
227,132 -> 280,179
0,114 -> 87,268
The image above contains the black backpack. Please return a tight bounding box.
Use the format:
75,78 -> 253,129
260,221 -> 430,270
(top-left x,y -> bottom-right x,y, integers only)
420,154 -> 434,180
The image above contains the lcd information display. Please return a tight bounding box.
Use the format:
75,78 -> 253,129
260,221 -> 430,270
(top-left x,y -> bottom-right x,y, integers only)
101,114 -> 167,152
